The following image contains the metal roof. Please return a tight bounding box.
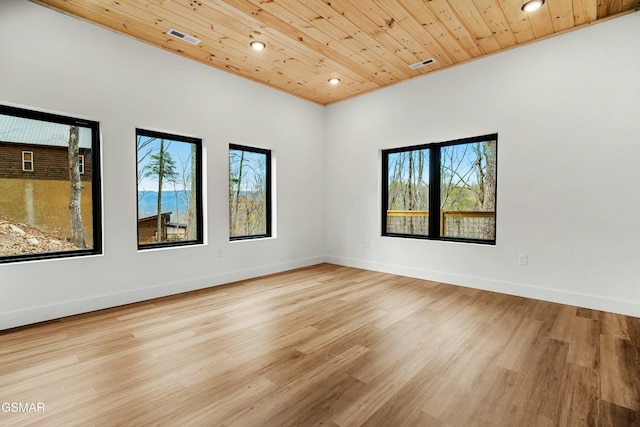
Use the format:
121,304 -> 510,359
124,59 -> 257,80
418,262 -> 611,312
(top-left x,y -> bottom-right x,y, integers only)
0,114 -> 93,149
137,212 -> 172,222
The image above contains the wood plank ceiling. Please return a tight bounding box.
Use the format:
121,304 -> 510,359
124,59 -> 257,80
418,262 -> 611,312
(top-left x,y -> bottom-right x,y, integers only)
31,0 -> 639,105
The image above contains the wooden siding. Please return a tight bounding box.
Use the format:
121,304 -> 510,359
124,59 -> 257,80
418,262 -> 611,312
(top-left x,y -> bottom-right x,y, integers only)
138,213 -> 171,243
0,141 -> 92,181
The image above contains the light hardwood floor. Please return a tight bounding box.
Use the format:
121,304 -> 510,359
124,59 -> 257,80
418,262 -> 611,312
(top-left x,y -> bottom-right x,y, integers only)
1,264 -> 638,426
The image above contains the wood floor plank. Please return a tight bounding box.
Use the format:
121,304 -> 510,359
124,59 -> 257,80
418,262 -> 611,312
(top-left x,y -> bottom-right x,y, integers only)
223,344 -> 369,427
547,305 -> 580,343
0,263 -> 638,426
474,403 -> 555,427
495,317 -> 544,371
179,376 -> 277,425
600,334 -> 640,411
465,367 -> 520,426
331,342 -> 439,426
576,307 -> 594,319
567,316 -> 600,369
348,314 -> 439,384
556,363 -> 601,426
514,338 -> 570,420
599,311 -> 632,340
419,336 -> 507,424
601,400 -> 639,426
478,303 -> 528,345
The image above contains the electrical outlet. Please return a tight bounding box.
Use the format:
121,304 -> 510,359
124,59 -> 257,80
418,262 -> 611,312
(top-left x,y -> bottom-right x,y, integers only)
518,254 -> 528,266
218,249 -> 224,258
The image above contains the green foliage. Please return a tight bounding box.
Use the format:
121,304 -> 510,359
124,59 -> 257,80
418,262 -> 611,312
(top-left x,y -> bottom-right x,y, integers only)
440,185 -> 481,211
144,150 -> 178,184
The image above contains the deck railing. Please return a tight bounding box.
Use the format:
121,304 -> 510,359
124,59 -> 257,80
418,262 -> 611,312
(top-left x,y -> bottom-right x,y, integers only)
386,210 -> 495,240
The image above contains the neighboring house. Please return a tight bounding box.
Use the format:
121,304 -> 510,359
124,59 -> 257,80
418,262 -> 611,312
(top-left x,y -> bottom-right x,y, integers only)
138,212 -> 172,243
0,115 -> 92,180
167,222 -> 187,240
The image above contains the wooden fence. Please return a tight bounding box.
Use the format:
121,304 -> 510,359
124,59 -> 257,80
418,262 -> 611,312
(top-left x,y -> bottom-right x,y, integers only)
387,210 -> 495,238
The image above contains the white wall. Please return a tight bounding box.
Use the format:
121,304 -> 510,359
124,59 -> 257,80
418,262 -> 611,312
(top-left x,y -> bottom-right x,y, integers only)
324,12 -> 640,317
0,0 -> 325,329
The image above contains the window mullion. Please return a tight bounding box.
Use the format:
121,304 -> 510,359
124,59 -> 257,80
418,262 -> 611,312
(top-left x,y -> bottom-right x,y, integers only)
428,146 -> 441,239
381,151 -> 389,236
264,150 -> 272,237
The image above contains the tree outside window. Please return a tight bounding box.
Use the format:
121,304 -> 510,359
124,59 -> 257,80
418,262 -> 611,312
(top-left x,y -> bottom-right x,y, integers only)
136,129 -> 202,248
0,104 -> 102,263
383,134 -> 497,244
229,144 -> 271,239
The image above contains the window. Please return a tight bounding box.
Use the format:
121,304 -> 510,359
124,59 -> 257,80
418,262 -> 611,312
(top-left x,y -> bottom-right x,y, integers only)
382,133 -> 497,244
0,104 -> 102,263
79,154 -> 85,174
22,151 -> 34,171
136,129 -> 203,249
229,144 -> 271,239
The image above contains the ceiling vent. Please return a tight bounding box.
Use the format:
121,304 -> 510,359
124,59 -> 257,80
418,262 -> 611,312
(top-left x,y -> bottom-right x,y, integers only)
409,58 -> 436,70
167,28 -> 201,45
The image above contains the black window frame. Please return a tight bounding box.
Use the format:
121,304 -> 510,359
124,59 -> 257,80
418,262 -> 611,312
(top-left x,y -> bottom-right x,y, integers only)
0,104 -> 103,264
229,143 -> 272,241
135,128 -> 203,250
382,133 -> 497,245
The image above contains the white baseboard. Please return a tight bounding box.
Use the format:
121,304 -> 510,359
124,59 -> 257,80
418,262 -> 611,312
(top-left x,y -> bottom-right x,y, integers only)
3,254 -> 637,330
324,255 -> 640,319
0,256 -> 325,331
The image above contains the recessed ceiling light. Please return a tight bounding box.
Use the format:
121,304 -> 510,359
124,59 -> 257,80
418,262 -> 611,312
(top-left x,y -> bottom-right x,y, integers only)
328,78 -> 341,85
250,41 -> 266,51
521,0 -> 545,12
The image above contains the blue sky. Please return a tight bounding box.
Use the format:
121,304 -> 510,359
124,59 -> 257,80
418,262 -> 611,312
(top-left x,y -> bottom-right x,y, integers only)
137,135 -> 194,192
388,141 -> 495,187
0,113 -> 93,148
229,149 -> 266,192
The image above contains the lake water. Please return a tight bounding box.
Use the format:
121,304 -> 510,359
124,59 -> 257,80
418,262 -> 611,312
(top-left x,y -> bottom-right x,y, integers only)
138,191 -> 191,223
